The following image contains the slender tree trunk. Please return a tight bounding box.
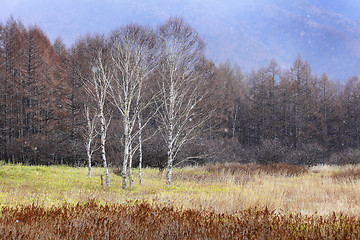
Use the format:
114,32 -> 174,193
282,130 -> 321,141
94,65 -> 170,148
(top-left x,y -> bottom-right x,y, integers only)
165,78 -> 176,188
85,106 -> 97,178
128,142 -> 133,187
138,114 -> 143,185
87,142 -> 92,177
122,120 -> 130,189
166,122 -> 174,188
166,149 -> 174,188
100,109 -> 110,187
232,105 -> 237,139
122,150 -> 128,189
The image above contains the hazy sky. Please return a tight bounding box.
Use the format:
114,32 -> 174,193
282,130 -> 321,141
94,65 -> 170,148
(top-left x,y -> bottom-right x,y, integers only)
1,0 -> 360,80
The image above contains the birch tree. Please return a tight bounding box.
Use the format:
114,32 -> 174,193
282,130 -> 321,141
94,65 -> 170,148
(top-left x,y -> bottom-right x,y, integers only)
82,35 -> 112,186
109,25 -> 158,189
157,18 -> 207,188
83,105 -> 98,177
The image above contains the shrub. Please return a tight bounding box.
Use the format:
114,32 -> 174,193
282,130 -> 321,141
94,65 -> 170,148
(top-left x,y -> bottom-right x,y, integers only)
331,167 -> 360,181
204,162 -> 307,176
255,139 -> 286,165
205,138 -> 254,163
329,148 -> 360,165
285,143 -> 325,166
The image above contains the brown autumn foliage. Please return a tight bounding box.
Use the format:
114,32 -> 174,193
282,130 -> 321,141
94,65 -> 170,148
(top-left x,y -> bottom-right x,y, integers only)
1,200 -> 359,239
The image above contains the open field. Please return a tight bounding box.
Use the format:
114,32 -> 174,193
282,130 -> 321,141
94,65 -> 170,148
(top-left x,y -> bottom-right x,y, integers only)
1,162 -> 360,239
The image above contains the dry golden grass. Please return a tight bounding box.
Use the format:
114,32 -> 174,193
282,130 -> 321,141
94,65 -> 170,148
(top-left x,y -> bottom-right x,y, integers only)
1,162 -> 360,216
2,162 -> 360,238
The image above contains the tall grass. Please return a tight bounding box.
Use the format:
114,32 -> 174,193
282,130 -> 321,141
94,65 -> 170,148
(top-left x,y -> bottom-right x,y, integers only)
1,162 -> 360,215
1,162 -> 360,238
1,200 -> 360,239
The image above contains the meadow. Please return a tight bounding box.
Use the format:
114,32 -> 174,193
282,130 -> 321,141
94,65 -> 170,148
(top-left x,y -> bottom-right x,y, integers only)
1,161 -> 360,239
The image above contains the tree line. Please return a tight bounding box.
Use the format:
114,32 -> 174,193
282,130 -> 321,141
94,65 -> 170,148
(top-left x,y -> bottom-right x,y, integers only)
1,17 -> 360,177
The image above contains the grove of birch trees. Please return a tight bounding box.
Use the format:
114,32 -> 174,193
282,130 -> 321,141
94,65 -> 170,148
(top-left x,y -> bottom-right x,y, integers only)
1,16 -> 360,184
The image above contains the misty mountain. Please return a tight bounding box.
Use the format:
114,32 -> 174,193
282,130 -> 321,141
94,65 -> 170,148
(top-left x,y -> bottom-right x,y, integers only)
2,0 -> 360,80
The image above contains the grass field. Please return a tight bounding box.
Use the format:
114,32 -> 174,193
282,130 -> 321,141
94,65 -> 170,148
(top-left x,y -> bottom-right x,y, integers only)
1,161 -> 360,239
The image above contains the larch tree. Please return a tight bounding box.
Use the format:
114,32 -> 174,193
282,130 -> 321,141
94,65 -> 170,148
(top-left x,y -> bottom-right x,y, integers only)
54,36 -> 86,164
265,59 -> 280,139
290,55 -> 320,146
1,18 -> 25,162
0,22 -> 5,159
212,61 -> 243,139
341,76 -> 360,148
317,73 -> 336,146
109,24 -> 158,189
248,59 -> 280,142
157,18 -> 207,188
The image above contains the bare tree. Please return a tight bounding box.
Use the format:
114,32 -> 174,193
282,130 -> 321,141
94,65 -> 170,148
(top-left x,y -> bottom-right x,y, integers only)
109,25 -> 158,189
157,18 -> 207,188
82,36 -> 112,186
83,105 -> 98,177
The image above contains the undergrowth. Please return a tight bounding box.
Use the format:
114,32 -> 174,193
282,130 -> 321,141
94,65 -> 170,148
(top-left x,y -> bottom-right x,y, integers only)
1,162 -> 360,238
331,167 -> 360,181
203,162 -> 308,176
0,200 -> 359,240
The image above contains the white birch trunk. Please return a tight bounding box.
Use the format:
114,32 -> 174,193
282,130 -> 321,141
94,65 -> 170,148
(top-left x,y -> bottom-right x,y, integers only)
128,139 -> 133,187
87,145 -> 92,178
100,108 -> 110,187
84,47 -> 112,186
138,114 -> 143,185
122,116 -> 130,189
84,103 -> 98,178
166,146 -> 174,188
166,79 -> 176,188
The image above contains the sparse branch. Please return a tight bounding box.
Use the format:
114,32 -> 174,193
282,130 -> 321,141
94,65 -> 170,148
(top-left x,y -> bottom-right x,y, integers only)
156,17 -> 208,188
83,104 -> 99,178
81,36 -> 112,186
109,24 -> 159,189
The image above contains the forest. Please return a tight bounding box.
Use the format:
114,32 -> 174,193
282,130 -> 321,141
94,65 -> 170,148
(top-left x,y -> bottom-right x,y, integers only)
1,16 -> 360,175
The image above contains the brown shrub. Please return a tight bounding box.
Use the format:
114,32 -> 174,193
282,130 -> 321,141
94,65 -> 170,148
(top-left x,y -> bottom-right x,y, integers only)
255,139 -> 287,164
204,162 -> 308,177
331,168 -> 360,181
1,201 -> 359,239
285,143 -> 325,165
172,170 -> 214,182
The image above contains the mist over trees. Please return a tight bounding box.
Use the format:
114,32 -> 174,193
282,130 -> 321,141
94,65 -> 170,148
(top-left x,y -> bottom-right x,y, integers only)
1,16 -> 360,171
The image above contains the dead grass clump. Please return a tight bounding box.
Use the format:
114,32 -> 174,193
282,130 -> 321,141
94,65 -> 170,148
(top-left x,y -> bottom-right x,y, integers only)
172,170 -> 213,182
204,162 -> 308,177
331,167 -> 360,181
1,201 -> 360,239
